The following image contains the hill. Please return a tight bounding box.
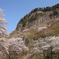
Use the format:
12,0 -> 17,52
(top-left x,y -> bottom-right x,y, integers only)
9,4 -> 59,38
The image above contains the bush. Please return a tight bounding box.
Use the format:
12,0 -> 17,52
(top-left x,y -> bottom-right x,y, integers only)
20,16 -> 28,27
31,8 -> 39,13
43,7 -> 52,12
39,13 -> 45,16
49,9 -> 58,17
29,15 -> 36,22
53,4 -> 59,8
22,19 -> 27,27
53,10 -> 58,15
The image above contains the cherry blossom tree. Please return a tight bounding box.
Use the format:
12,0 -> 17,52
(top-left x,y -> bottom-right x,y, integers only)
0,8 -> 8,38
31,36 -> 59,59
8,38 -> 29,59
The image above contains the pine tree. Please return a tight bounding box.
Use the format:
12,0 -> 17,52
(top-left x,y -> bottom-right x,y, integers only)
0,8 -> 8,38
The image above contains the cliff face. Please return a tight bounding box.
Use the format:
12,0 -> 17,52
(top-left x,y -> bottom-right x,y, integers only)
16,4 -> 59,31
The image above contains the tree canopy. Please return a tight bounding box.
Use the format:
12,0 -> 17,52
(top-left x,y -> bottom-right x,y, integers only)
0,8 -> 8,38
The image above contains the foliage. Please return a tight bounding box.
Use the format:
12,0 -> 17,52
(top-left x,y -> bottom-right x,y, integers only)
52,4 -> 59,8
30,4 -> 59,13
0,8 -> 8,38
31,36 -> 59,59
30,8 -> 39,13
8,38 -> 29,59
53,9 -> 58,15
20,16 -> 28,27
22,19 -> 27,27
39,13 -> 44,16
29,13 -> 41,22
29,16 -> 36,22
49,9 -> 58,17
42,7 -> 52,12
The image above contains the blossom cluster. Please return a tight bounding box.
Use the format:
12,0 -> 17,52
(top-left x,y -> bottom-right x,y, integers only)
31,36 -> 59,54
8,38 -> 29,54
0,9 -> 8,38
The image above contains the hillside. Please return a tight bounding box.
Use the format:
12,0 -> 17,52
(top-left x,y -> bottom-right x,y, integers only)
8,4 -> 59,50
10,4 -> 59,38
16,4 -> 59,31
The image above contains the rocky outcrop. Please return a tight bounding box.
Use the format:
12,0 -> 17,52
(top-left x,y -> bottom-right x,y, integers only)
16,4 -> 59,32
37,26 -> 47,32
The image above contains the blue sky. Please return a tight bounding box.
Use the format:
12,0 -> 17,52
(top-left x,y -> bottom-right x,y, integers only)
0,0 -> 59,33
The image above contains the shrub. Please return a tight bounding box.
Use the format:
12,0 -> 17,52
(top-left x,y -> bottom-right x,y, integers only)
49,9 -> 58,17
20,18 -> 28,27
29,12 -> 44,22
53,10 -> 58,15
39,13 -> 45,16
53,4 -> 59,8
31,8 -> 39,13
43,7 -> 52,12
22,19 -> 27,27
29,15 -> 36,22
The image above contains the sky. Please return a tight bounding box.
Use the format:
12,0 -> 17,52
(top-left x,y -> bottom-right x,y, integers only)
0,0 -> 59,33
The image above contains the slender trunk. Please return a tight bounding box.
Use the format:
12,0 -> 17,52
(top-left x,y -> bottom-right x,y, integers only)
43,52 -> 46,59
47,53 -> 49,59
50,48 -> 52,59
58,53 -> 59,59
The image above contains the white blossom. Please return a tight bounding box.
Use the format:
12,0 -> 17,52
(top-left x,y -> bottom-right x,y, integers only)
8,38 -> 29,52
0,8 -> 8,38
31,36 -> 59,54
